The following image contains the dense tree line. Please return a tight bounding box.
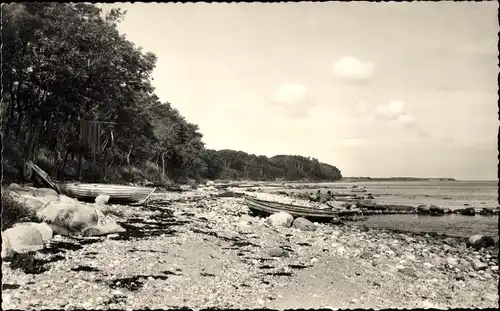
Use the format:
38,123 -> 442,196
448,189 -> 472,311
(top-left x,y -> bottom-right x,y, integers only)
1,3 -> 342,184
199,150 -> 342,181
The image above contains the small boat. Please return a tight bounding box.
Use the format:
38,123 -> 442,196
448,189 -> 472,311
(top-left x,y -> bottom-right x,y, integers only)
245,197 -> 353,221
57,182 -> 156,205
24,161 -> 156,205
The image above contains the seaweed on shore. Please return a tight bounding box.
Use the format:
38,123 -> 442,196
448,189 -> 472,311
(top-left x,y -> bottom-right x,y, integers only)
112,202 -> 190,241
107,275 -> 170,291
9,251 -> 64,274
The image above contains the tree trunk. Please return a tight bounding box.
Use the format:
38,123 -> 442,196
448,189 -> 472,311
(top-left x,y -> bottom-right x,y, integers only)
162,151 -> 166,178
60,149 -> 70,180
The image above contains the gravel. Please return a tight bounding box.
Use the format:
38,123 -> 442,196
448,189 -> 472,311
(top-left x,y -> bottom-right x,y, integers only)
2,189 -> 498,309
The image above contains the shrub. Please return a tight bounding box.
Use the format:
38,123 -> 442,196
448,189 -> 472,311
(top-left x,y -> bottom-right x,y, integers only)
1,189 -> 37,230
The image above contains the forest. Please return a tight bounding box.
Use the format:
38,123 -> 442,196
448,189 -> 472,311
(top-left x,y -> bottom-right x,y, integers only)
1,3 -> 342,184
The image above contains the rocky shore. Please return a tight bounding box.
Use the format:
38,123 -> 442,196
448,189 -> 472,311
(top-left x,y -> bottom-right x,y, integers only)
2,184 -> 498,309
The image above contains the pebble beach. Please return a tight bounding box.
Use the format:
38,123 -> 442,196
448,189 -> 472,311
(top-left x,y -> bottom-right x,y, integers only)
2,185 -> 499,309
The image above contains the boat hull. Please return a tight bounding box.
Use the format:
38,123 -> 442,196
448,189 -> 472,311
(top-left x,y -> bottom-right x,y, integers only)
57,183 -> 156,205
245,197 -> 348,221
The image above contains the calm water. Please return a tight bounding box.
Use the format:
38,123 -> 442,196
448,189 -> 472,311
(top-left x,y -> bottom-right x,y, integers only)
269,180 -> 499,238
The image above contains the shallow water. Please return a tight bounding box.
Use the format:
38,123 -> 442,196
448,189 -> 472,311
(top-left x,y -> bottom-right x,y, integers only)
270,180 -> 499,237
348,214 -> 499,239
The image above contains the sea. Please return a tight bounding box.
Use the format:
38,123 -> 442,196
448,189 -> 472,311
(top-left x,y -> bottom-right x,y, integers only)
269,180 -> 499,239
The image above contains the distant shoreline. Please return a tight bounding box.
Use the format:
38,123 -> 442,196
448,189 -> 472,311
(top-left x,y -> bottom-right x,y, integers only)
340,177 -> 457,182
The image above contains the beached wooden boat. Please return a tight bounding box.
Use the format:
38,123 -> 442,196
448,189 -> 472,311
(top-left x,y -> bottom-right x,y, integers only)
57,182 -> 156,205
245,197 -> 355,221
24,161 -> 155,205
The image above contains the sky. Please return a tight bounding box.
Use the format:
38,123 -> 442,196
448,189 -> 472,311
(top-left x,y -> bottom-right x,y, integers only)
103,2 -> 498,180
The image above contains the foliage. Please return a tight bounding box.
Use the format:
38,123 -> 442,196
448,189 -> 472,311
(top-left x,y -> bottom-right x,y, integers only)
197,150 -> 342,181
1,189 -> 37,229
1,3 -> 342,185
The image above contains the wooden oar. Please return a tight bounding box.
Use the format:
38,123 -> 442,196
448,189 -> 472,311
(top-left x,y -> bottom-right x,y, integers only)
24,161 -> 61,194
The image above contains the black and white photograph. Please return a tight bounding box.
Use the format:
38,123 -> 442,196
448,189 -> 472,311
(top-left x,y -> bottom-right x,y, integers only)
1,1 -> 498,309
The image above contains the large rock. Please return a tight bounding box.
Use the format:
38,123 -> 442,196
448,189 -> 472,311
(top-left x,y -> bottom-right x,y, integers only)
479,208 -> 494,216
37,201 -> 75,223
48,224 -> 78,237
55,205 -> 104,231
95,195 -> 110,205
13,222 -> 53,243
417,205 -> 430,214
266,212 -> 294,227
59,195 -> 79,204
22,197 -> 46,213
1,234 -> 13,259
429,205 -> 445,214
37,201 -> 104,232
81,222 -> 126,237
32,188 -> 58,198
8,183 -> 23,191
466,235 -> 495,250
1,225 -> 45,258
292,217 -> 316,231
462,207 -> 476,216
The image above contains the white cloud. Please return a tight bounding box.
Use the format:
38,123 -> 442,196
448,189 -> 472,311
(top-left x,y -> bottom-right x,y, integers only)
374,100 -> 406,120
398,113 -> 417,126
271,83 -> 309,105
354,99 -> 430,138
333,56 -> 375,84
269,83 -> 311,118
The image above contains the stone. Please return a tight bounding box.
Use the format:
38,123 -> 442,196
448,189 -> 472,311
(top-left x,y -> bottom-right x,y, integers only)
429,205 -> 445,214
267,247 -> 289,258
479,208 -> 494,216
472,259 -> 488,271
462,207 -> 476,216
405,253 -> 417,261
423,262 -> 434,269
239,215 -> 256,224
206,180 -> 215,186
1,235 -> 13,259
48,224 -> 77,236
417,205 -> 430,214
443,208 -> 452,214
292,217 -> 316,231
446,257 -> 459,267
467,235 -> 495,250
23,197 -> 46,212
334,245 -> 346,256
360,251 -> 373,260
13,222 -> 53,244
482,293 -> 498,302
8,183 -> 24,191
80,222 -> 126,237
399,267 -> 418,278
266,212 -> 294,228
32,188 -> 58,197
59,195 -> 79,204
95,195 -> 110,205
1,225 -> 45,257
490,265 -> 498,273
37,201 -> 77,223
54,205 -> 103,231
